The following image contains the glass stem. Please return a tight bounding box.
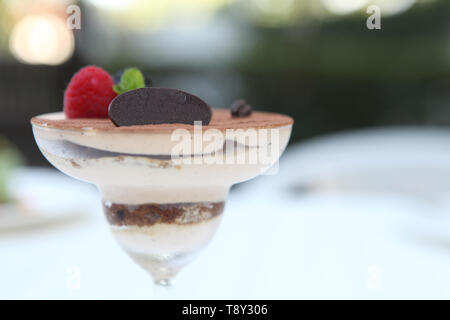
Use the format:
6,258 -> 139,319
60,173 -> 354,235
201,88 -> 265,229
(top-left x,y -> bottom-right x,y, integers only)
152,279 -> 175,299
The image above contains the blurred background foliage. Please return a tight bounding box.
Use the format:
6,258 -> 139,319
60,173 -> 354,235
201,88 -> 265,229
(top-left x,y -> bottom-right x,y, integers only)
0,0 -> 448,165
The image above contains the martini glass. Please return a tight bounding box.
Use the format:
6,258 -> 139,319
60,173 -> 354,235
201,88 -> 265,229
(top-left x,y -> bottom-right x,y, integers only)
31,110 -> 292,286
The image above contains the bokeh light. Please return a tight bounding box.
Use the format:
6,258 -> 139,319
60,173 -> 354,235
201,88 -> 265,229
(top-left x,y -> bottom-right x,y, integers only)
320,0 -> 368,15
246,0 -> 305,27
9,14 -> 74,65
371,0 -> 416,16
87,0 -> 135,12
87,0 -> 232,31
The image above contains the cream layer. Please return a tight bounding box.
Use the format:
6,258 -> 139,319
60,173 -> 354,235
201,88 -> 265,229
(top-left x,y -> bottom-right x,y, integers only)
33,113 -> 292,156
111,215 -> 222,256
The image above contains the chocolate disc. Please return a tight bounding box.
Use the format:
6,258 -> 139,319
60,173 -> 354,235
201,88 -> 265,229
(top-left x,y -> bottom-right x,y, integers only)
109,87 -> 212,126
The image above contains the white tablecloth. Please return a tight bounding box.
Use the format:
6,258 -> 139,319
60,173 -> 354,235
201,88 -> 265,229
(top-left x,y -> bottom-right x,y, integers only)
3,127 -> 450,299
1,167 -> 450,299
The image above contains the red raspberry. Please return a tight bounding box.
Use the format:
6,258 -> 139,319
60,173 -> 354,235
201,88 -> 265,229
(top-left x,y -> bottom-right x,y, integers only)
64,66 -> 117,118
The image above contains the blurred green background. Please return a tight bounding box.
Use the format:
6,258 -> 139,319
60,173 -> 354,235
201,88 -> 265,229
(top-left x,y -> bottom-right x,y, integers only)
0,0 -> 448,166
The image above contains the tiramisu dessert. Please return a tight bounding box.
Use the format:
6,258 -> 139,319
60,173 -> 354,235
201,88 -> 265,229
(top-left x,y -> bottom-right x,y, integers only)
31,66 -> 293,285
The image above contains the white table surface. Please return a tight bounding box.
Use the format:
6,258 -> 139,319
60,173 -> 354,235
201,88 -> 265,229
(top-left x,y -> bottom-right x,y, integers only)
2,127 -> 450,299
1,168 -> 450,300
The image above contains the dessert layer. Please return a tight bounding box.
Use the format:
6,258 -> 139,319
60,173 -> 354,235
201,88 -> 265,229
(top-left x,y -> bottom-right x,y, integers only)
31,109 -> 293,132
104,201 -> 225,227
33,124 -> 291,156
32,112 -> 292,157
111,214 -> 222,256
36,139 -> 174,160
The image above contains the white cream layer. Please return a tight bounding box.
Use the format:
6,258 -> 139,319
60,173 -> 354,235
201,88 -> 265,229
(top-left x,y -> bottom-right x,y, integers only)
111,215 -> 222,256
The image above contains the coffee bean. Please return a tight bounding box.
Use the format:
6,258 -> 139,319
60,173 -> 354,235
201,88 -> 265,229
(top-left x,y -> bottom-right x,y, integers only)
230,99 -> 252,117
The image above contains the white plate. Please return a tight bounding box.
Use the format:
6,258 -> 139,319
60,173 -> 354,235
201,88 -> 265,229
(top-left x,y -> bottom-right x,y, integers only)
0,167 -> 97,232
0,201 -> 84,231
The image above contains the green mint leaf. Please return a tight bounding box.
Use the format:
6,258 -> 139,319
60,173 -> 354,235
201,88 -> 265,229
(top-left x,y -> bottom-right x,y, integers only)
113,67 -> 145,95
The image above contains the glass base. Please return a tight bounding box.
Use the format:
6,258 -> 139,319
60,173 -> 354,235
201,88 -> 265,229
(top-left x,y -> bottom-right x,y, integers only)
127,251 -> 196,285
